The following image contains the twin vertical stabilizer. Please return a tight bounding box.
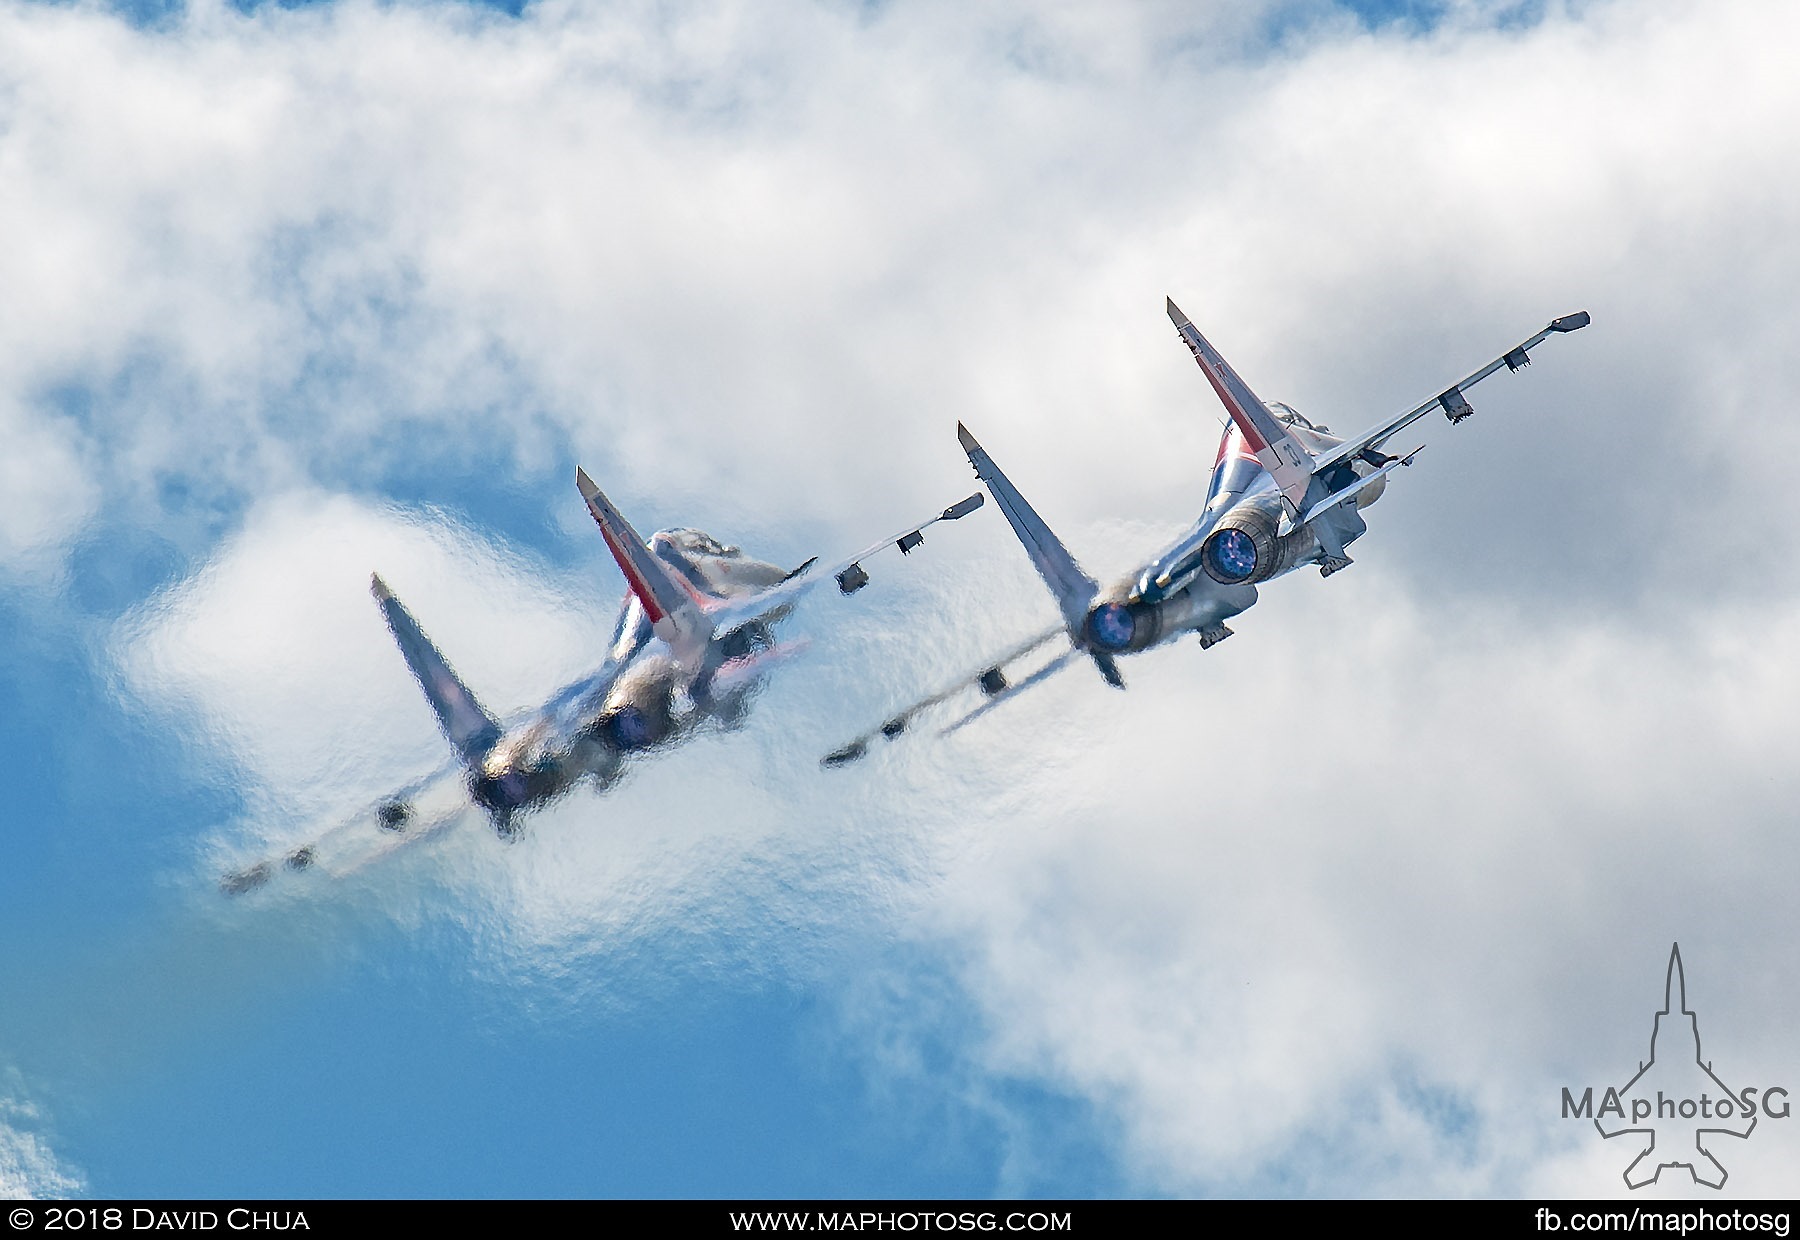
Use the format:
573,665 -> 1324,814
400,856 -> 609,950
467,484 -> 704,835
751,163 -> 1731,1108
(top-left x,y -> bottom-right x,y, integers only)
575,467 -> 713,667
1167,298 -> 1316,518
957,422 -> 1098,636
956,423 -> 1123,689
370,573 -> 503,768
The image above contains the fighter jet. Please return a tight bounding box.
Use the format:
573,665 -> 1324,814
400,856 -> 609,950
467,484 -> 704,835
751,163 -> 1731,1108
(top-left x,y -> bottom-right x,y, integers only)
221,470 -> 983,893
823,298 -> 1589,763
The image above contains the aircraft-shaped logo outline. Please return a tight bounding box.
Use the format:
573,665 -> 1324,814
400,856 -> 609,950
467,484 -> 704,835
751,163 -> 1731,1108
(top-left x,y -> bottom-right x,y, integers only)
1593,943 -> 1757,1190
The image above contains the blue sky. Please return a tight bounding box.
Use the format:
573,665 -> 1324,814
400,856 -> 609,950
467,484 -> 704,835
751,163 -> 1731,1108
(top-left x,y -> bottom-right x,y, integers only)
2,0 -> 1798,1200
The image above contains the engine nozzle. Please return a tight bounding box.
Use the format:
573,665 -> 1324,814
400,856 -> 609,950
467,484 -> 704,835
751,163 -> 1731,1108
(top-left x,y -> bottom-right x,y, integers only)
472,768 -> 534,813
1084,602 -> 1138,652
1198,496 -> 1304,586
601,704 -> 661,751
1201,527 -> 1260,584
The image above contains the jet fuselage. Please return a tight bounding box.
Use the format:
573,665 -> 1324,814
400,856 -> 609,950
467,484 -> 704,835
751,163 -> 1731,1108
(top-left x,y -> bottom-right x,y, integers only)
450,528 -> 789,822
1079,407 -> 1386,658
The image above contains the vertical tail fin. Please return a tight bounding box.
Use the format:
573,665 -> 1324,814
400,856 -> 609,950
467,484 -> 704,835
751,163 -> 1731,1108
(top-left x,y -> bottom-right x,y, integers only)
575,468 -> 711,665
957,422 -> 1099,635
1167,298 -> 1314,518
957,424 -> 1121,688
371,573 -> 503,767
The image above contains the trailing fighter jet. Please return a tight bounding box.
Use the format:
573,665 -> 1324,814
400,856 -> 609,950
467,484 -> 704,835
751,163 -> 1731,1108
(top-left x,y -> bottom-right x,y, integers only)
822,299 -> 1589,763
220,471 -> 983,893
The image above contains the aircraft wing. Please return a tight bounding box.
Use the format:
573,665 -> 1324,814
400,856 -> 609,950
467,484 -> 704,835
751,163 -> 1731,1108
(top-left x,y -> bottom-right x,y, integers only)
1308,311 -> 1591,477
700,491 -> 985,639
940,647 -> 1082,736
821,626 -> 1065,766
218,755 -> 472,896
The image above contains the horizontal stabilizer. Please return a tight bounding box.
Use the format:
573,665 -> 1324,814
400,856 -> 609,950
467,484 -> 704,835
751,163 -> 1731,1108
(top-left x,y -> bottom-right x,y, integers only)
707,637 -> 809,701
371,574 -> 503,767
1089,651 -> 1125,689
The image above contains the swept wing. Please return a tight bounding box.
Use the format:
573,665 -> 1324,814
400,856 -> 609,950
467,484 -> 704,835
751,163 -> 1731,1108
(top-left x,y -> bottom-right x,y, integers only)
703,492 -> 985,640
218,754 -> 470,894
576,465 -> 984,648
821,626 -> 1065,766
1307,311 -> 1591,476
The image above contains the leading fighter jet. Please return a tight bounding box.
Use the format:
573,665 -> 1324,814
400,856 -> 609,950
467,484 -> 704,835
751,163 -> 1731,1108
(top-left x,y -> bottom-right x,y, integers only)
823,298 -> 1589,762
221,470 -> 982,893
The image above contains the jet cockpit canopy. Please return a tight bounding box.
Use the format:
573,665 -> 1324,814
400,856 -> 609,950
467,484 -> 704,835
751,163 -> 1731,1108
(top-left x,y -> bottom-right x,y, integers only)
1265,401 -> 1325,432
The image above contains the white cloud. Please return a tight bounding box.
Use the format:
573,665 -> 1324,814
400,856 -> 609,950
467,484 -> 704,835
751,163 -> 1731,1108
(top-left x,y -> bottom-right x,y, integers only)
0,1087 -> 81,1200
876,568 -> 1800,1194
115,490 -> 607,835
2,0 -> 1791,1196
0,396 -> 94,573
3,0 -> 1792,591
113,492 -> 916,998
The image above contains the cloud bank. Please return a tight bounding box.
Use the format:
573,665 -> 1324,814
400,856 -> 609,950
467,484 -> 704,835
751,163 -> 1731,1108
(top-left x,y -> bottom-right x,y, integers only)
2,0 -> 1795,1196
0,1084 -> 82,1199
